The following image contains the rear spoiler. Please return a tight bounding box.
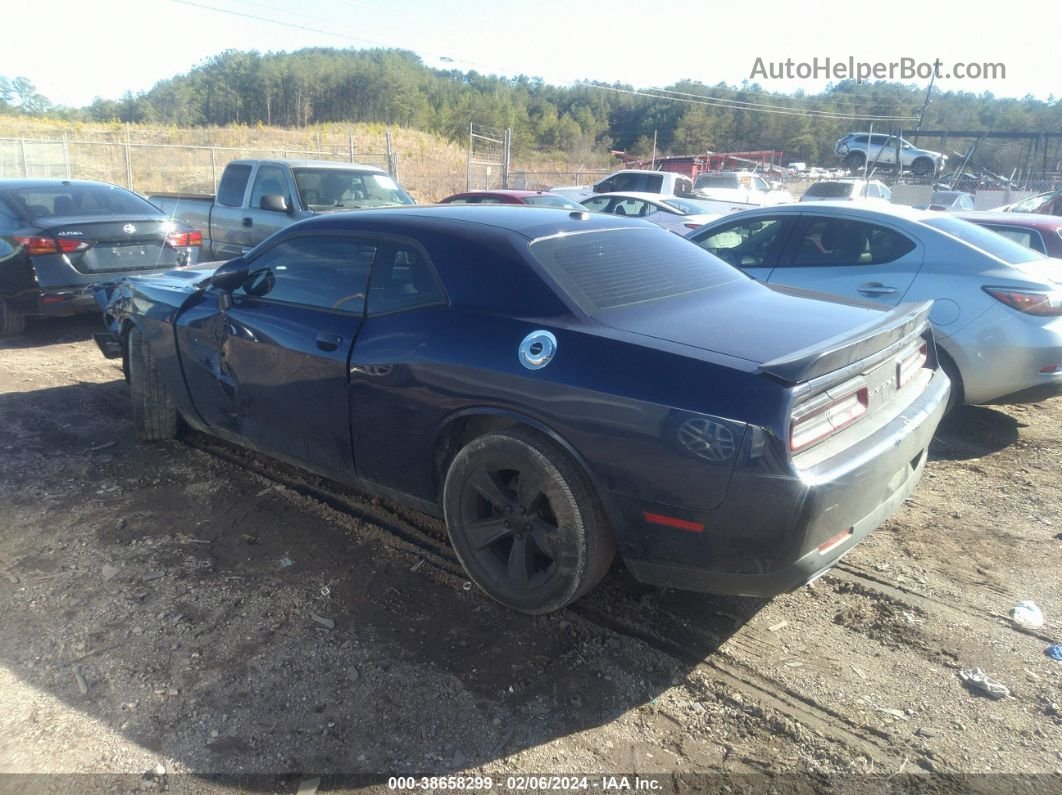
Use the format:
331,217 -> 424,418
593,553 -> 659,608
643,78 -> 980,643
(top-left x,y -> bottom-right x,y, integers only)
760,300 -> 934,384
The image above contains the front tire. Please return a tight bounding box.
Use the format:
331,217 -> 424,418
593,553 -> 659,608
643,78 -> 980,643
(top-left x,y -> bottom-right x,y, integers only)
127,325 -> 178,441
844,151 -> 866,171
0,298 -> 26,337
443,428 -> 615,614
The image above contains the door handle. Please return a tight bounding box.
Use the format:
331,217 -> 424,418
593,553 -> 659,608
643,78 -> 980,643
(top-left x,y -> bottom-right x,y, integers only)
315,332 -> 343,352
858,282 -> 897,296
242,217 -> 253,228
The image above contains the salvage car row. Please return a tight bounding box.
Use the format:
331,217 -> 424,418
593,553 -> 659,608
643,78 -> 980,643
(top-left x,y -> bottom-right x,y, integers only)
1,167 -> 1059,618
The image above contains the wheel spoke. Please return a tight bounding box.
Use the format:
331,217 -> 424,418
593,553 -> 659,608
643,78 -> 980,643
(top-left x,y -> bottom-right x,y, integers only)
464,516 -> 515,551
528,516 -> 557,560
468,470 -> 513,512
516,470 -> 547,514
507,534 -> 533,587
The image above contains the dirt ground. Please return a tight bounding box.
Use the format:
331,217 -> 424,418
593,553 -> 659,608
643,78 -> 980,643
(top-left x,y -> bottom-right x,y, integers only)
1,315 -> 1061,794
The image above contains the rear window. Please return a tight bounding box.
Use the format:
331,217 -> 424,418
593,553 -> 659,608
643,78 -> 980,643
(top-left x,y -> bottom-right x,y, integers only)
695,174 -> 740,189
803,182 -> 856,200
522,194 -> 582,209
529,228 -> 743,312
7,185 -> 159,219
218,164 -> 252,207
924,216 -> 1045,264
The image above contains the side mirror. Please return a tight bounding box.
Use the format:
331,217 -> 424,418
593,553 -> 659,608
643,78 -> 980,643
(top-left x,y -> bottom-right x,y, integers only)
593,181 -> 609,193
260,194 -> 289,213
210,258 -> 249,292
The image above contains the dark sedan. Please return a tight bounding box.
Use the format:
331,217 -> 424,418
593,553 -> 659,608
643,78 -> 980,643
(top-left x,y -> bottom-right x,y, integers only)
0,179 -> 201,336
95,206 -> 949,613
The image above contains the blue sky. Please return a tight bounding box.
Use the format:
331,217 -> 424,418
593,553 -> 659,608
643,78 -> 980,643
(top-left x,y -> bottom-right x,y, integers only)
1,0 -> 1053,109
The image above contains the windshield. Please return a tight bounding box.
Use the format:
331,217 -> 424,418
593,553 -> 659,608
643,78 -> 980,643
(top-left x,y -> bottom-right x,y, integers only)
660,196 -> 721,215
529,227 -> 743,313
924,216 -> 1046,264
5,185 -> 161,219
292,167 -> 414,209
522,194 -> 583,209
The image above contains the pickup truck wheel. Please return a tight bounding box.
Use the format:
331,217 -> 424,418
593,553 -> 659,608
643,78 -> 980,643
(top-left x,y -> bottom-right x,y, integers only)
127,326 -> 178,441
443,428 -> 615,614
0,298 -> 26,337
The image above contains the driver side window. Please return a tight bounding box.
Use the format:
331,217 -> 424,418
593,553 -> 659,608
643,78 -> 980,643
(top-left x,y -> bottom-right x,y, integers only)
236,236 -> 377,314
691,218 -> 786,268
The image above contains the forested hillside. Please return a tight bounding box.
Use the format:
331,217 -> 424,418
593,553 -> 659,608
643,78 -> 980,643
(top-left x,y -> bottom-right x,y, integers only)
3,48 -> 1060,173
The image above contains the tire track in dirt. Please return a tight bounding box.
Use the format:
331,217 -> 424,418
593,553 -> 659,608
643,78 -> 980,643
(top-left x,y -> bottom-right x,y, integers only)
183,431 -> 910,768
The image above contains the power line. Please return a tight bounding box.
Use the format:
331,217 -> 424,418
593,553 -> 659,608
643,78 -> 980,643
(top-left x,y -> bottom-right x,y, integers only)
642,84 -> 919,121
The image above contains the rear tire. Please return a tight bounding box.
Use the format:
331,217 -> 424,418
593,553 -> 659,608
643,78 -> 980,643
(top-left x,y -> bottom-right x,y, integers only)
844,151 -> 866,171
911,157 -> 935,178
443,427 -> 615,614
128,326 -> 178,441
938,349 -> 964,413
0,298 -> 26,337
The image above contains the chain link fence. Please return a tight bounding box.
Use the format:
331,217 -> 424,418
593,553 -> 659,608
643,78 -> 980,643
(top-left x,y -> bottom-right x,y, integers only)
0,135 -> 396,196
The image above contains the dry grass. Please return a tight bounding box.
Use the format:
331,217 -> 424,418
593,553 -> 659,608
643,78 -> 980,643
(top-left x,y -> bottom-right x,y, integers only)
0,118 -> 611,201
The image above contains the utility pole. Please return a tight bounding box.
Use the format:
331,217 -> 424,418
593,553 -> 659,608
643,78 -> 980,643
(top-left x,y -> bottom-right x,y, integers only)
915,72 -> 935,136
651,130 -> 657,170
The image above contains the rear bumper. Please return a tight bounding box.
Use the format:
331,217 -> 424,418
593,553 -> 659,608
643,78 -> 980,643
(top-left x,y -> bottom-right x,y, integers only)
615,368 -> 950,597
625,447 -> 928,596
36,286 -> 100,317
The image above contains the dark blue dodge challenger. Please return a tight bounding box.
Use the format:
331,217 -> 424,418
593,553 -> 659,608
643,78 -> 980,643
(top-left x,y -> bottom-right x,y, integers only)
95,206 -> 949,613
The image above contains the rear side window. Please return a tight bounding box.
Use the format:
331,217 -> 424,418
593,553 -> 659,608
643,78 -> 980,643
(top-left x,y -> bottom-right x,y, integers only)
238,236 -> 377,314
218,165 -> 252,207
791,219 -> 916,266
367,242 -> 445,315
925,216 -> 1044,264
530,228 -> 742,312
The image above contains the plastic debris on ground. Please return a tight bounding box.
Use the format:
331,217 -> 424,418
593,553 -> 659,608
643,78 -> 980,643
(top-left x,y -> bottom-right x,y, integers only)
958,667 -> 1010,699
1010,600 -> 1045,629
1046,644 -> 1062,662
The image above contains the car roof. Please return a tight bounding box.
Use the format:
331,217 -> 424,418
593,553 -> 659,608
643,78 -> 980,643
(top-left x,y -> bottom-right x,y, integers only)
0,178 -> 135,190
955,211 -> 1062,229
231,159 -> 387,172
589,191 -> 672,202
730,201 -> 937,222
441,190 -> 564,200
276,203 -> 646,240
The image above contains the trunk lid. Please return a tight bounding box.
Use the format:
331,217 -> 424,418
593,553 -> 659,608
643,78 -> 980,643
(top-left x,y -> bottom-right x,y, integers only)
39,215 -> 193,275
597,279 -> 930,383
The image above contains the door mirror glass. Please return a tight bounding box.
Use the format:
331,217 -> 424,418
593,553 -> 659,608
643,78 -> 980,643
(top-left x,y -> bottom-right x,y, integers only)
260,194 -> 289,213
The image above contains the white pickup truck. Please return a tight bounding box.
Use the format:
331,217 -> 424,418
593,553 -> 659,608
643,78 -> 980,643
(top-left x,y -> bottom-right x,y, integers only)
691,171 -> 792,207
550,170 -> 693,203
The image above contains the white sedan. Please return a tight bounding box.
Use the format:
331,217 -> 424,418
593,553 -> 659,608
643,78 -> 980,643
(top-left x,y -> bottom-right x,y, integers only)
579,192 -> 726,234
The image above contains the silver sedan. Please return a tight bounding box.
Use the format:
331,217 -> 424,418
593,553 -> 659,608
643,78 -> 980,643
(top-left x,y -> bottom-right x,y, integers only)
686,202 -> 1062,406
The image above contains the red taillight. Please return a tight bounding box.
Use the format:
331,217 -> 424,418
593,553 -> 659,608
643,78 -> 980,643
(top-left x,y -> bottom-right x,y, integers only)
790,384 -> 869,453
14,235 -> 90,255
983,287 -> 1062,316
165,230 -> 202,248
684,222 -> 702,230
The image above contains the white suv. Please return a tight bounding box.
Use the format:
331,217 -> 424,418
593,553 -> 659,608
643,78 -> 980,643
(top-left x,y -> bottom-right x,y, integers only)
834,133 -> 946,177
799,179 -> 892,204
